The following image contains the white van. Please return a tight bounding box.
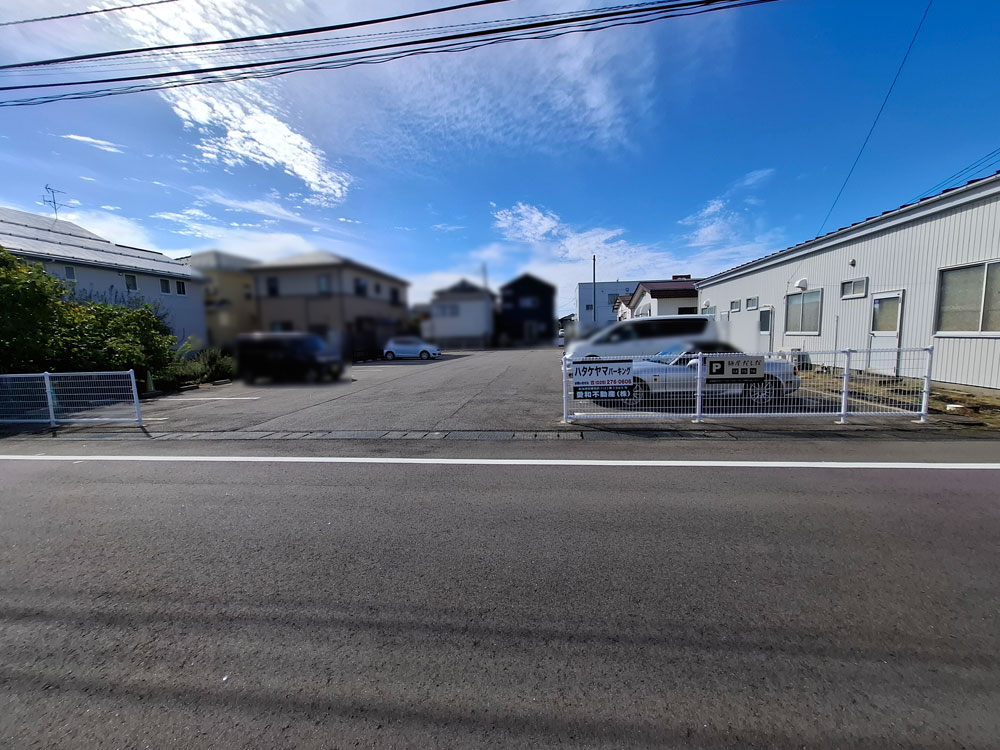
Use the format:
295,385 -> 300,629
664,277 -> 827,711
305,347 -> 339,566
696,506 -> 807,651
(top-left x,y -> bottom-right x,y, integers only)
564,315 -> 718,359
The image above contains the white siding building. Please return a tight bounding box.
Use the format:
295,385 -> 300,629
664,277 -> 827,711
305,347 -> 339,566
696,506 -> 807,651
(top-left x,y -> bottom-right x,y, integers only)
0,206 -> 206,344
422,279 -> 495,348
575,280 -> 642,335
696,172 -> 1000,390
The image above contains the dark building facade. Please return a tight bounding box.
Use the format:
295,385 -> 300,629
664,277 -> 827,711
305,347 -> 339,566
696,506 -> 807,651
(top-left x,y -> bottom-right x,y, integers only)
499,273 -> 556,345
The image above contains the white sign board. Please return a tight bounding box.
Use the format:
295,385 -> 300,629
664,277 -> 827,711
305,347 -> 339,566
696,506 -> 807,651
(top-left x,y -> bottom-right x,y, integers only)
571,359 -> 633,400
705,356 -> 766,383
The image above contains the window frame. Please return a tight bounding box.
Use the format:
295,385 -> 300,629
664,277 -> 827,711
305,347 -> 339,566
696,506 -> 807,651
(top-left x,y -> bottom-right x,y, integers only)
784,289 -> 823,335
729,299 -> 741,313
175,280 -> 187,295
758,307 -> 773,335
316,274 -> 331,294
64,265 -> 76,282
124,273 -> 138,292
840,277 -> 868,300
745,296 -> 759,311
934,259 -> 1000,337
265,276 -> 279,297
159,278 -> 172,294
354,277 -> 368,297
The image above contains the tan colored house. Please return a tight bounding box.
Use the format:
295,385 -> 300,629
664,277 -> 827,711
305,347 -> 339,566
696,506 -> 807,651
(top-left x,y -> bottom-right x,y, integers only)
247,251 -> 409,358
184,250 -> 259,350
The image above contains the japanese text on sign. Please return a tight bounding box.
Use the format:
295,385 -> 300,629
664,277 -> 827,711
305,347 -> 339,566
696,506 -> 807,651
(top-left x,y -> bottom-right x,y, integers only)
571,359 -> 633,387
705,356 -> 766,383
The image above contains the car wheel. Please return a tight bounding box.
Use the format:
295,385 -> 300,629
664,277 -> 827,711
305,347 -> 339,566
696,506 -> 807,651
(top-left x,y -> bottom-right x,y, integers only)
241,371 -> 255,385
623,379 -> 649,409
329,364 -> 343,381
419,350 -> 430,360
384,351 -> 395,360
744,376 -> 780,407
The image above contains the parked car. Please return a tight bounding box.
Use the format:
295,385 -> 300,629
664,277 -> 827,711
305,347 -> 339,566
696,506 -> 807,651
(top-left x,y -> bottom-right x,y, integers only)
601,341 -> 800,408
383,337 -> 442,360
236,332 -> 343,383
564,315 -> 718,360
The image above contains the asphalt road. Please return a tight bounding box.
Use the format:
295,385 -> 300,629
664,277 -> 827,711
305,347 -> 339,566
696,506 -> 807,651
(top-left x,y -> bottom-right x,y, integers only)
135,349 -> 852,435
1,438 -> 998,748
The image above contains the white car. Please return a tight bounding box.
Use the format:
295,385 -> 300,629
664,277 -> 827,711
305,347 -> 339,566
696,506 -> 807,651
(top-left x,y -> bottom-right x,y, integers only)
383,337 -> 441,360
565,315 -> 718,360
557,329 -> 565,347
603,341 -> 800,408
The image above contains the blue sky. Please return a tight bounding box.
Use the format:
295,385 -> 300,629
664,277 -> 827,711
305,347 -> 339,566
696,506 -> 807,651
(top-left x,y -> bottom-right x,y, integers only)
1,0 -> 998,312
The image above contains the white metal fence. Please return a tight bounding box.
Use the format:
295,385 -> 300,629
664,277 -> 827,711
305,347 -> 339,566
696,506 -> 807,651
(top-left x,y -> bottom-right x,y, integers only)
562,348 -> 934,423
0,370 -> 143,426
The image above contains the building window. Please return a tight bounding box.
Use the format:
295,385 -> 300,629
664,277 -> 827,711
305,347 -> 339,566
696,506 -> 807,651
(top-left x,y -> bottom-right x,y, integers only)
266,277 -> 279,297
317,274 -> 331,294
375,282 -> 382,294
519,296 -> 538,309
785,289 -> 822,334
702,305 -> 716,316
354,277 -> 367,297
841,278 -> 868,299
435,303 -> 459,317
175,280 -> 186,295
124,274 -> 137,291
729,300 -> 741,313
64,265 -> 76,282
390,287 -> 400,305
159,278 -> 171,294
678,306 -> 698,315
759,308 -> 773,334
746,296 -> 759,311
584,304 -> 593,311
607,293 -> 619,304
936,261 -> 1000,333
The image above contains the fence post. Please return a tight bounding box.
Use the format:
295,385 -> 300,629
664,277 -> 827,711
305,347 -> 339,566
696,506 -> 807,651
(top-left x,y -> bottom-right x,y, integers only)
128,369 -> 144,427
916,346 -> 934,424
836,349 -> 852,425
43,371 -> 56,427
561,356 -> 570,424
692,354 -> 704,424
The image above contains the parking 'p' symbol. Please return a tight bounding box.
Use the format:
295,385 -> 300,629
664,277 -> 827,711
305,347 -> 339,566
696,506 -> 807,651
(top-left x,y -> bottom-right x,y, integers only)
709,361 -> 724,375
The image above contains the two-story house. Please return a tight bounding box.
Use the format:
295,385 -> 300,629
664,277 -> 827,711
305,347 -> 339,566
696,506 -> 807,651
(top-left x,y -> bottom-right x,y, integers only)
182,250 -> 259,351
498,273 -> 556,345
247,251 -> 409,358
421,279 -> 495,348
0,206 -> 206,344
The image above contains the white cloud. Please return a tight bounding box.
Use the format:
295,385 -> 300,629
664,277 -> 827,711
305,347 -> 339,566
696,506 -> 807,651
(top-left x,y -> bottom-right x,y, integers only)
79,176 -> 97,182
61,210 -> 157,248
432,223 -> 465,233
734,168 -> 776,189
492,203 -> 562,244
58,134 -> 126,153
100,205 -> 121,211
104,0 -> 351,207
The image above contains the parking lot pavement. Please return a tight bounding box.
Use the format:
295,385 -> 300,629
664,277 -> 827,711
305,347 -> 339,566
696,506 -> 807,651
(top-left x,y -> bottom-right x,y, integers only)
137,349 -> 567,433
1,441 -> 998,748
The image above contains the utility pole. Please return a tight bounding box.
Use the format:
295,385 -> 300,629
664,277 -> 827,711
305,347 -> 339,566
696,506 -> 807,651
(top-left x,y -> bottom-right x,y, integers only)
481,262 -> 489,292
41,184 -> 67,220
592,254 -> 597,325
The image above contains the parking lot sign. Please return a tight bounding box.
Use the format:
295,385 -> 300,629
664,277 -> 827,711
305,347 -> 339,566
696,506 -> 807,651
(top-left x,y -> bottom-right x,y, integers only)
704,356 -> 766,383
571,359 -> 634,400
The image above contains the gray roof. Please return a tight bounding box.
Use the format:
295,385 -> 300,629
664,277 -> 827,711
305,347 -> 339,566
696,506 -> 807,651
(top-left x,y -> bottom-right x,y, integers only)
0,206 -> 200,280
698,169 -> 1000,287
185,249 -> 259,271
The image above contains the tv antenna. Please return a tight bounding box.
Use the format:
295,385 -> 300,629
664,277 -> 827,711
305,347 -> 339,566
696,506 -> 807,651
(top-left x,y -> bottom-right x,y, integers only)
41,184 -> 68,220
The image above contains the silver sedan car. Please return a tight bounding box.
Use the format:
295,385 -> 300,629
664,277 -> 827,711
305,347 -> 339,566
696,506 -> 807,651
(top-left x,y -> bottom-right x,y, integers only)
617,341 -> 800,408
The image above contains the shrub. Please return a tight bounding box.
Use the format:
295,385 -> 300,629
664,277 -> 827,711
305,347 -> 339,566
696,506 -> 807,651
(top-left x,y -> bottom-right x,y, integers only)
194,347 -> 236,382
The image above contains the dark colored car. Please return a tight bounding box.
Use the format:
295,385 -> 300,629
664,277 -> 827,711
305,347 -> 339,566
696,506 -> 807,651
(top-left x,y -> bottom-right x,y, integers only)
236,332 -> 344,384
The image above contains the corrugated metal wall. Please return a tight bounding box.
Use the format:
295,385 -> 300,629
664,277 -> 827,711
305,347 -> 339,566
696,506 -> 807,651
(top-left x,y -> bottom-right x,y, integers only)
698,190 -> 1000,389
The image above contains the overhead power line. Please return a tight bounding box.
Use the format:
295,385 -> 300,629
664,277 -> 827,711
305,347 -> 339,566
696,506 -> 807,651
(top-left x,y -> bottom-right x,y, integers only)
0,0 -> 518,70
0,0 -> 178,28
0,0 -> 779,102
817,0 -> 933,235
914,147 -> 1000,201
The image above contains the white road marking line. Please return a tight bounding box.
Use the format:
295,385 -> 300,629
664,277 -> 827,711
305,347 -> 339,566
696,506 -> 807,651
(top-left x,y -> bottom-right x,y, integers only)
1,455 -> 998,470
165,397 -> 260,401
